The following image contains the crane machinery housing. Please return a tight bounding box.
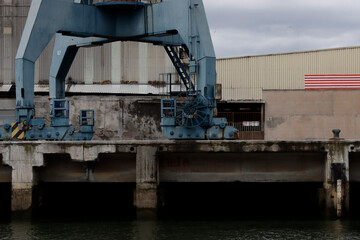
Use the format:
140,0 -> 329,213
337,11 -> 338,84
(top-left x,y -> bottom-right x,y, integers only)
0,0 -> 238,140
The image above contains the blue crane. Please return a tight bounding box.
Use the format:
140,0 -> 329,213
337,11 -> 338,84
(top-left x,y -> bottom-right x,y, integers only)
0,0 -> 238,140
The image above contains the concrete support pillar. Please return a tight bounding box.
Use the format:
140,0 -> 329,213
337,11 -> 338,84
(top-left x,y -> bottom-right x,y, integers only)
11,162 -> 33,212
135,146 -> 158,217
323,142 -> 349,218
2,145 -> 43,215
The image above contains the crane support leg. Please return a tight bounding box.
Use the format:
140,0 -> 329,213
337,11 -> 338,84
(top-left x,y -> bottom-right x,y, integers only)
49,33 -> 108,100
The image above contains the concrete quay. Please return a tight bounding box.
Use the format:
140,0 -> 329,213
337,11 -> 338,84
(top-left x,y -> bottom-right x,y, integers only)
0,139 -> 359,218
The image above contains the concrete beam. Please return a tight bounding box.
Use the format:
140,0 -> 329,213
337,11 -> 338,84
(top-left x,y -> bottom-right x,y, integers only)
0,140 -> 355,156
38,153 -> 137,183
159,152 -> 325,183
36,142 -> 119,161
24,141 -> 136,161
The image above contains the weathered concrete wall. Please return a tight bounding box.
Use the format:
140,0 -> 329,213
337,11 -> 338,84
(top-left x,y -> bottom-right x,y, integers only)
0,95 -> 165,140
264,90 -> 360,140
0,141 -> 330,184
159,152 -> 325,182
38,153 -> 136,183
0,140 -> 341,185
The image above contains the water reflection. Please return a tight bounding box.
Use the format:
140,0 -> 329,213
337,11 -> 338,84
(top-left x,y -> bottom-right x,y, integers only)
0,221 -> 12,240
331,220 -> 344,234
9,220 -> 32,240
1,219 -> 360,240
133,220 -> 158,240
1,219 -> 158,240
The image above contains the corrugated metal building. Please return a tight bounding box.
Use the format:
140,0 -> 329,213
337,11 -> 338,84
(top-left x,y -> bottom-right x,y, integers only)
0,0 -> 175,89
217,46 -> 360,101
216,46 -> 360,139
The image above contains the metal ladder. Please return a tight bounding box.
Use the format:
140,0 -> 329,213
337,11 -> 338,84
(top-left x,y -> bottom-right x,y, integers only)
164,46 -> 195,92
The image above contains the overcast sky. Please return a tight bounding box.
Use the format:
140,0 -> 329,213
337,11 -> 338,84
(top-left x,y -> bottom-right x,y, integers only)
203,0 -> 360,58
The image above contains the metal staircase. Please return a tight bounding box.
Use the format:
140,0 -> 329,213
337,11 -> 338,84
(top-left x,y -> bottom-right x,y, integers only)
164,46 -> 195,92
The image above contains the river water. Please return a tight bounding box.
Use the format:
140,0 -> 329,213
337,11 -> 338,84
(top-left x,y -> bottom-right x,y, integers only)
1,218 -> 360,240
2,181 -> 360,239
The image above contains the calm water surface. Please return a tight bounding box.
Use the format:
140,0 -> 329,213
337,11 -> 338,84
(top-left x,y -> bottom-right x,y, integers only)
1,219 -> 360,240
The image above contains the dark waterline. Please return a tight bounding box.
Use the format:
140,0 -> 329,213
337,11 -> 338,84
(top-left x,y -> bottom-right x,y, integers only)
1,218 -> 360,240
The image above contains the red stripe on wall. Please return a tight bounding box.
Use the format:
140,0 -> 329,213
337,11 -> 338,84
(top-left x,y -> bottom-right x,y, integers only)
304,75 -> 360,89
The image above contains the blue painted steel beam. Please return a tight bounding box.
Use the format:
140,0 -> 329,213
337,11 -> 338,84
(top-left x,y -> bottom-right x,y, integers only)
49,33 -> 108,99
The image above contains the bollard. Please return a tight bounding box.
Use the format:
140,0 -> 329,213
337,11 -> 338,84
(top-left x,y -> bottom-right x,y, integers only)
332,129 -> 341,139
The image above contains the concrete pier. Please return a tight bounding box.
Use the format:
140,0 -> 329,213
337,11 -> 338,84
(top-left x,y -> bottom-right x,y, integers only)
1,145 -> 43,212
324,142 -> 350,218
135,146 -> 158,217
1,140 -> 360,218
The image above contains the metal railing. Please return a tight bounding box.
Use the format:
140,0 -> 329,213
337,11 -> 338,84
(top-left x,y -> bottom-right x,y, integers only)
158,72 -> 192,95
218,112 -> 263,132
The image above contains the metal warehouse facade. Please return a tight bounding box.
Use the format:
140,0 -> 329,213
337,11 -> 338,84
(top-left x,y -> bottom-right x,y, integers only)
216,46 -> 360,101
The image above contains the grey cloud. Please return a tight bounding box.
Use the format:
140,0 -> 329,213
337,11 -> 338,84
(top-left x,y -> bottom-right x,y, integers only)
203,0 -> 360,58
213,28 -> 360,57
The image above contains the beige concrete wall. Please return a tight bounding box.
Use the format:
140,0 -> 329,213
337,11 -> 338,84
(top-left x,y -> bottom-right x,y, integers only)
264,90 -> 360,140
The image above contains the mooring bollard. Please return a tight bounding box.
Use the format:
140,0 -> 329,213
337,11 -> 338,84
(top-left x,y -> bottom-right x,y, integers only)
332,129 -> 341,139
